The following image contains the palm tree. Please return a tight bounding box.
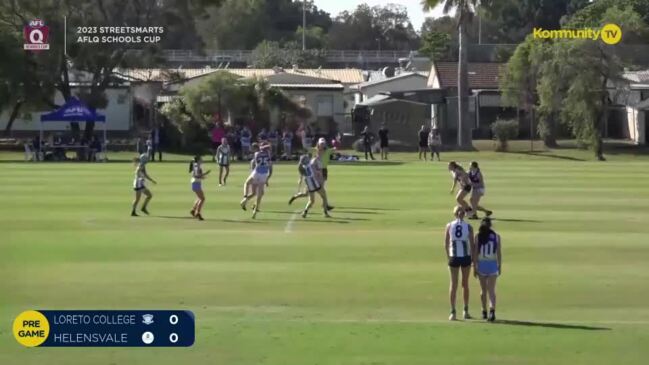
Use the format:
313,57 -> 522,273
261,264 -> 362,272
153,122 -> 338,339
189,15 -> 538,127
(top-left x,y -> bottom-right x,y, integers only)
421,0 -> 478,148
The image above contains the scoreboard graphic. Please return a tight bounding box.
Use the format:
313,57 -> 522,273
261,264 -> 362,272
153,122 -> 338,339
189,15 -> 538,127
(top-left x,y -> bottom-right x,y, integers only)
13,310 -> 195,347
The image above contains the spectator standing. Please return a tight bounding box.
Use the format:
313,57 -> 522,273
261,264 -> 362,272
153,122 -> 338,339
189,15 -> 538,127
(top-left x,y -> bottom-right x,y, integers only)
428,128 -> 442,161
378,123 -> 389,160
282,128 -> 293,160
150,125 -> 162,162
360,126 -> 375,160
241,126 -> 252,159
418,125 -> 429,161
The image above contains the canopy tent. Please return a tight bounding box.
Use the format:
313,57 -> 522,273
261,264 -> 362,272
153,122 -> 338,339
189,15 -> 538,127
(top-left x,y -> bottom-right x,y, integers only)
39,97 -> 107,155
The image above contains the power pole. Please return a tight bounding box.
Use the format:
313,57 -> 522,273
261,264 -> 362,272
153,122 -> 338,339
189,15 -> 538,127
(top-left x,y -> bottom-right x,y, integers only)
302,0 -> 307,51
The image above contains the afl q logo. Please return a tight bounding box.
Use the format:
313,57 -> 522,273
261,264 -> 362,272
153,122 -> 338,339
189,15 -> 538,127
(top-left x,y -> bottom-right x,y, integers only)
24,19 -> 50,51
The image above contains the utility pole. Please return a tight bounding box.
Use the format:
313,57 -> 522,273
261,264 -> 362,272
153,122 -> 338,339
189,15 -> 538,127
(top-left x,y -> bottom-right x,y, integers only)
302,0 -> 307,51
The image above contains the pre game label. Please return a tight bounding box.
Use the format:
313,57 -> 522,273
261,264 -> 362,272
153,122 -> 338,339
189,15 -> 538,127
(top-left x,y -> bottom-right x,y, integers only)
13,310 -> 194,347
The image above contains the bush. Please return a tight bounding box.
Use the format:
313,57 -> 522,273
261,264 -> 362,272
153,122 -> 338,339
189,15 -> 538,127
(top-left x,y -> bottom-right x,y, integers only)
491,119 -> 519,152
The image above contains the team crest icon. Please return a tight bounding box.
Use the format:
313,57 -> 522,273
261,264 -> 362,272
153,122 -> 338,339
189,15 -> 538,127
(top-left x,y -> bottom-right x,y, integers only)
142,314 -> 154,325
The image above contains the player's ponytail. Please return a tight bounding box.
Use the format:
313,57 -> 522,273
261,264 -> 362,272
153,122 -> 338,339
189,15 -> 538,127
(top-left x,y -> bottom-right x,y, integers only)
478,218 -> 493,248
188,156 -> 200,173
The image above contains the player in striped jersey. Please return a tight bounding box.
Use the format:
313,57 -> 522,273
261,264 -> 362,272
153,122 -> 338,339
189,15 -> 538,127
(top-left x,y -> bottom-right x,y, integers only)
468,161 -> 493,220
131,155 -> 157,217
189,155 -> 211,221
240,143 -> 273,219
444,206 -> 475,321
216,137 -> 231,186
448,161 -> 473,216
288,155 -> 331,218
473,218 -> 502,322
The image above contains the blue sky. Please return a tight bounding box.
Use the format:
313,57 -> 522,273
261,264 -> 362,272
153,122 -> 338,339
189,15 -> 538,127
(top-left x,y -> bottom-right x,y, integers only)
313,0 -> 448,30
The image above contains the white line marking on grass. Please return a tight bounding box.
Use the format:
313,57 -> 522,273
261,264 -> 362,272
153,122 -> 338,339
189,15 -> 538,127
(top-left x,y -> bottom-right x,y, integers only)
284,211 -> 299,233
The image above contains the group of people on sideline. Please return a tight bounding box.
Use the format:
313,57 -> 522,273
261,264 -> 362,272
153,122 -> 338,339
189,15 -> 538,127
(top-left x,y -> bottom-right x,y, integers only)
209,121 -> 329,163
356,123 -> 443,161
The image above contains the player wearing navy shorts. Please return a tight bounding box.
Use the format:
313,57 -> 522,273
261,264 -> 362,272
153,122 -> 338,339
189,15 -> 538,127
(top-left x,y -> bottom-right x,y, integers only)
448,161 -> 473,216
445,206 -> 475,320
468,161 -> 493,220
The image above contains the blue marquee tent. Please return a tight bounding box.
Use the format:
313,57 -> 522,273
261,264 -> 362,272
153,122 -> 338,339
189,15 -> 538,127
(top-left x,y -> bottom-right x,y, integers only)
39,97 -> 107,154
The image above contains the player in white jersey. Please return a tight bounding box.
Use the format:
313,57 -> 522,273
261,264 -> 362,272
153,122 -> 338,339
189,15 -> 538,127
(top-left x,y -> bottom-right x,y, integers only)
448,161 -> 473,216
468,161 -> 493,220
216,137 -> 231,186
131,155 -> 157,217
444,206 -> 475,321
240,143 -> 273,219
473,218 -> 502,322
288,154 -> 331,218
189,155 -> 211,221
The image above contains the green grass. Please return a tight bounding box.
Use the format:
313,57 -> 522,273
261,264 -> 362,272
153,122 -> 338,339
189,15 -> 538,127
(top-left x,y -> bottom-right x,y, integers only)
1,148 -> 649,365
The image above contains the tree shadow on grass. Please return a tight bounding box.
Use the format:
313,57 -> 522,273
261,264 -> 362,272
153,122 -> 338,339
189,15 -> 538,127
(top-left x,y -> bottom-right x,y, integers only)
155,216 -> 262,224
491,218 -> 541,223
493,319 -> 611,331
509,151 -> 586,162
337,206 -> 400,212
333,161 -> 405,167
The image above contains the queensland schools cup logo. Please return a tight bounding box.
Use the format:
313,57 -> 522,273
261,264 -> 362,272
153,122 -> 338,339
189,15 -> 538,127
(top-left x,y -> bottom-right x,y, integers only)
24,19 -> 50,51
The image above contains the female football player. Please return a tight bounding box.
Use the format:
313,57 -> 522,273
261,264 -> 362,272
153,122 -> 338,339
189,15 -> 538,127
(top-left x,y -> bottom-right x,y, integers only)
216,137 -> 231,186
473,217 -> 502,322
240,143 -> 272,219
444,206 -> 474,321
288,154 -> 331,218
189,155 -> 210,221
468,161 -> 493,220
448,161 -> 473,216
131,156 -> 157,217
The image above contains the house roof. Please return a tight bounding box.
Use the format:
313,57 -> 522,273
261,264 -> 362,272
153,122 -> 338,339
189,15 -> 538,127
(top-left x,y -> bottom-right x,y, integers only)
429,62 -> 504,89
116,68 -> 364,84
357,72 -> 428,90
623,70 -> 649,84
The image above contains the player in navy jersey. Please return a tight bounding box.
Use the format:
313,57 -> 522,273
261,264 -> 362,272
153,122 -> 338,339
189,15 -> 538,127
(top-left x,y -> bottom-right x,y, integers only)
473,218 -> 502,322
189,155 -> 210,221
444,206 -> 475,320
240,143 -> 273,218
448,161 -> 473,216
468,161 -> 493,220
288,154 -> 331,218
216,137 -> 231,186
131,155 -> 157,217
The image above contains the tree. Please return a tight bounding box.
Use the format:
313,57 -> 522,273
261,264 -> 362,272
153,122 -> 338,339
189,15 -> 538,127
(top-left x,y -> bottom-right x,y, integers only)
536,5 -> 646,160
421,0 -> 478,149
250,40 -> 325,68
501,35 -> 558,147
328,4 -> 419,51
418,31 -> 451,60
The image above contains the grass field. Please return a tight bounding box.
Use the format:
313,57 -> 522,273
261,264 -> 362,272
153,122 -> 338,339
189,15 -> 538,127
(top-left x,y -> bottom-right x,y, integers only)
1,147 -> 649,365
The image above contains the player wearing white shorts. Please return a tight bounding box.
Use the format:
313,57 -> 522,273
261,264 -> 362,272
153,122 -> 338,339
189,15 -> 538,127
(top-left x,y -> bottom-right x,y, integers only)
240,143 -> 273,219
444,206 -> 474,321
468,161 -> 493,220
288,155 -> 331,218
189,155 -> 211,221
131,154 -> 157,217
216,137 -> 231,186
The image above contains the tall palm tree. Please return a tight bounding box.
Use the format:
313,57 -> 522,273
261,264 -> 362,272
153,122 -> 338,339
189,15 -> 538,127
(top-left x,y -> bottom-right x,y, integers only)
421,0 -> 478,148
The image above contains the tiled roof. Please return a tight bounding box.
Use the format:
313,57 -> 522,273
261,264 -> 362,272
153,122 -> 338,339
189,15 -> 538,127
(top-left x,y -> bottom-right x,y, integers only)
623,70 -> 649,84
116,68 -> 364,84
429,62 -> 504,89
